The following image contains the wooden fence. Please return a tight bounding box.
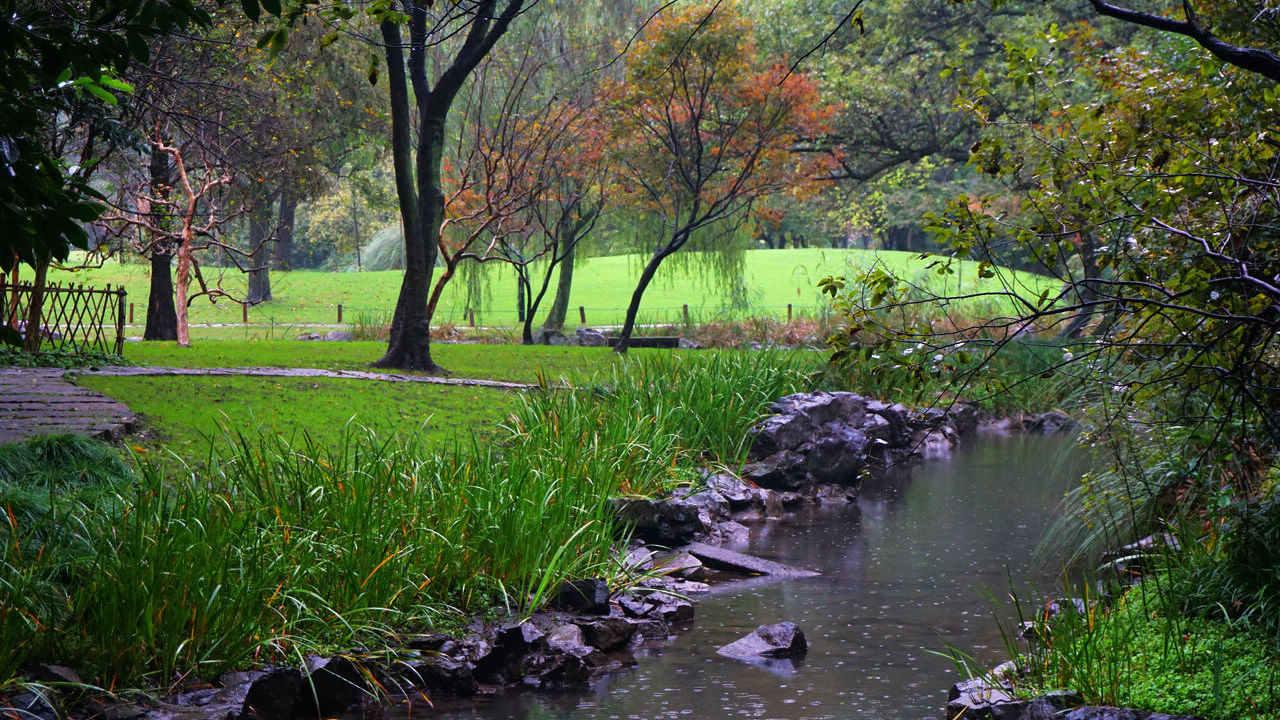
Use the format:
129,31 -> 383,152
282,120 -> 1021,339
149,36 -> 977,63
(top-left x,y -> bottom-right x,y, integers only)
0,279 -> 127,355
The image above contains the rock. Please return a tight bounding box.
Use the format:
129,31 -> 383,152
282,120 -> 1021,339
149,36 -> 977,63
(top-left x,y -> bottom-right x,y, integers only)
740,451 -> 806,490
1044,597 -> 1090,620
704,473 -> 764,511
521,650 -> 590,690
802,426 -> 868,483
379,654 -> 477,697
650,550 -> 706,581
32,664 -> 84,686
677,337 -> 704,349
404,633 -> 456,652
815,483 -> 858,504
866,400 -> 911,446
612,497 -> 712,545
303,655 -> 369,716
575,327 -> 607,347
545,623 -> 586,648
946,676 -> 1022,720
708,519 -> 751,545
532,327 -> 567,346
684,542 -> 819,578
1,690 -> 58,720
239,667 -> 304,720
295,333 -> 322,341
653,599 -> 695,623
618,594 -> 656,618
575,617 -> 637,652
1017,691 -> 1084,720
716,622 -> 807,660
628,617 -> 671,641
550,578 -> 610,615
1024,410 -> 1076,435
323,330 -> 353,342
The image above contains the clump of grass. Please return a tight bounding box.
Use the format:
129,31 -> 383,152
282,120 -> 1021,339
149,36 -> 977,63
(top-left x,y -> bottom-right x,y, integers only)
0,347 -> 130,368
349,309 -> 392,341
1,349 -> 814,690
511,350 -> 814,490
1015,583 -> 1280,720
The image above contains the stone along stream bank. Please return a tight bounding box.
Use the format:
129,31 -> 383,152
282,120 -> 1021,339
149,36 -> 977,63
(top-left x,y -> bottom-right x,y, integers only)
413,433 -> 1089,720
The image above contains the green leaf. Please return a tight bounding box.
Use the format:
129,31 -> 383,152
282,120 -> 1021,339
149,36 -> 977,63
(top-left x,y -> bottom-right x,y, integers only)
84,83 -> 118,105
260,0 -> 281,16
241,0 -> 259,22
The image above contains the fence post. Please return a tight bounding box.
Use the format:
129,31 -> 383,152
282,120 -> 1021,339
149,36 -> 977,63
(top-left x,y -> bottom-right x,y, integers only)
116,289 -> 126,355
129,302 -> 134,325
337,304 -> 343,324
683,304 -> 689,324
242,302 -> 249,324
578,306 -> 586,324
787,304 -> 793,323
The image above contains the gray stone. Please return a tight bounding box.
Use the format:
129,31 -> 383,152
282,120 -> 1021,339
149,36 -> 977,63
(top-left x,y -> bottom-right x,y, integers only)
575,328 -> 607,347
295,333 -> 322,341
323,330 -> 353,342
550,578 -> 610,615
946,676 -> 1022,720
654,599 -> 695,623
649,550 -> 706,581
239,667 -> 304,720
612,497 -> 712,545
677,337 -> 704,349
684,542 -> 819,577
716,622 -> 807,659
575,617 -> 637,652
378,655 -> 477,697
1,690 -> 58,720
303,655 -> 369,716
532,327 -> 568,346
1016,691 -> 1084,720
704,473 -> 764,510
1025,410 -> 1076,435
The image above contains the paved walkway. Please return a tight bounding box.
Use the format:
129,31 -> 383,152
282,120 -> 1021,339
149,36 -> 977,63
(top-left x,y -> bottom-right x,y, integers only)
0,369 -> 137,444
0,365 -> 539,445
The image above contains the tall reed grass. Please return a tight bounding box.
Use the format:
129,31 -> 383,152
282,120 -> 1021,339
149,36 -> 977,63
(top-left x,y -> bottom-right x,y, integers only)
0,350 -> 814,689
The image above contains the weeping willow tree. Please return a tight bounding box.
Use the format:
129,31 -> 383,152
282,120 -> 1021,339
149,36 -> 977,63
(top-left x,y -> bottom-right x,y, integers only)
358,225 -> 405,272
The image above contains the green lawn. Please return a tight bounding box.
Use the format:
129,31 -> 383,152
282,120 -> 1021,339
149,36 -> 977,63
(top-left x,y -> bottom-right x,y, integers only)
116,340 -> 691,383
48,248 -> 1056,333
75,374 -> 522,460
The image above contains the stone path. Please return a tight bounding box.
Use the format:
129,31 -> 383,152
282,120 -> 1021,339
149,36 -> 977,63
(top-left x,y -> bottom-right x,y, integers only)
0,365 -> 540,446
0,368 -> 137,445
79,365 -> 540,390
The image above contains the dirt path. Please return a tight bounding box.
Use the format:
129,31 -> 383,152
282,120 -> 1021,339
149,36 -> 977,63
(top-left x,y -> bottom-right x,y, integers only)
1,365 -> 541,445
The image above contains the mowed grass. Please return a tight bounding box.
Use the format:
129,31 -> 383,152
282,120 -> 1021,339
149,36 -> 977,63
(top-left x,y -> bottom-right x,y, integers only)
117,340 -> 668,383
48,248 -> 1057,331
73,375 -> 522,461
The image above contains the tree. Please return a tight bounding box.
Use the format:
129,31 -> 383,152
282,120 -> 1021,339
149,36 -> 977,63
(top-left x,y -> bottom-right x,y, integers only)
606,1 -> 831,353
369,0 -> 527,372
821,16 -> 1280,557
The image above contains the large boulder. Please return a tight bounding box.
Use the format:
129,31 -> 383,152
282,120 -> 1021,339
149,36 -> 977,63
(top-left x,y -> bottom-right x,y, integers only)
612,497 -> 715,544
549,578 -> 610,615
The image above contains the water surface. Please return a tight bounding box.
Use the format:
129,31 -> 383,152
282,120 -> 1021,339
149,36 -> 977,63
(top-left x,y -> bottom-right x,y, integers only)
418,435 -> 1082,720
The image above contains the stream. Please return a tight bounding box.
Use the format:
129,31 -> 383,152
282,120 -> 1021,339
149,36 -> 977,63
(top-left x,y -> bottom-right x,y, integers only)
416,435 -> 1084,720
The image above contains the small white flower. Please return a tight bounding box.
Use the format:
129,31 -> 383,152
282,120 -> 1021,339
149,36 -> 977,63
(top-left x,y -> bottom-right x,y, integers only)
1063,350 -> 1074,362
933,354 -> 944,362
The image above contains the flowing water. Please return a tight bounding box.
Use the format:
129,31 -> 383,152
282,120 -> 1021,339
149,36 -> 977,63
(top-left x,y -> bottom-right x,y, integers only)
417,435 -> 1083,720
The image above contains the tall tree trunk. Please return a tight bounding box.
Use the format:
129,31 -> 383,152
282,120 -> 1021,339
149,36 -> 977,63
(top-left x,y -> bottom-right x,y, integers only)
351,182 -> 362,270
373,15 -> 442,372
543,241 -> 576,330
22,258 -> 49,352
1058,232 -> 1101,339
246,197 -> 273,304
274,190 -> 297,271
144,142 -> 177,341
614,249 -> 670,354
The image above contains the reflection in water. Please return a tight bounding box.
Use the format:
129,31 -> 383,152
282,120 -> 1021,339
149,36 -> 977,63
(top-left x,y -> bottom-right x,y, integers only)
411,436 -> 1083,720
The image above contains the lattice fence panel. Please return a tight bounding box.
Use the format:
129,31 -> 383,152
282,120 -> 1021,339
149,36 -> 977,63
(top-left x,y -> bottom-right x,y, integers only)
0,279 -> 127,355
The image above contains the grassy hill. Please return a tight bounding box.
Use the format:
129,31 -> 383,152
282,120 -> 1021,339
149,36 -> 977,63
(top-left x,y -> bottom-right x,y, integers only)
44,248 -> 1054,333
